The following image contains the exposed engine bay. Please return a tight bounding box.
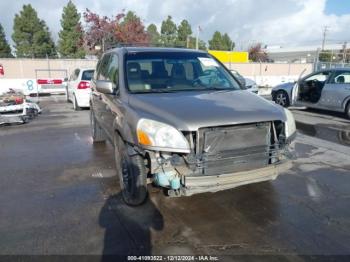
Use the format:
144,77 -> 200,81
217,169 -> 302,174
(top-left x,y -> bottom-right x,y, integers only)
143,121 -> 295,196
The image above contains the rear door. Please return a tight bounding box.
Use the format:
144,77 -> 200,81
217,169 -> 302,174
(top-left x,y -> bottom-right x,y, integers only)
319,70 -> 350,110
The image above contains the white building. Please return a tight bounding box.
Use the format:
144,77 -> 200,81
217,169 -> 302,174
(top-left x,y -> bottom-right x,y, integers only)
265,43 -> 345,63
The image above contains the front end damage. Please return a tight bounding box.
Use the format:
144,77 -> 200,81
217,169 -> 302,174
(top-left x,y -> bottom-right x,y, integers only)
143,121 -> 295,196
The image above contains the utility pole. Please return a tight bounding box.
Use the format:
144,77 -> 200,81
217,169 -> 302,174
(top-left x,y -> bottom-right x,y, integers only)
196,26 -> 199,50
321,26 -> 329,51
342,41 -> 347,64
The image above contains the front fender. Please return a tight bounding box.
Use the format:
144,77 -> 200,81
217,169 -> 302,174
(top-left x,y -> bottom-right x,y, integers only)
113,115 -> 137,145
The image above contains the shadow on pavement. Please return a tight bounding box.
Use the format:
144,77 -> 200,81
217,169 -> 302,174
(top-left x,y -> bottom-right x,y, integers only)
99,191 -> 164,260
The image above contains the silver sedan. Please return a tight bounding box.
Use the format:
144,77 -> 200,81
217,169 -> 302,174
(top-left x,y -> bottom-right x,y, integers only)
271,68 -> 350,119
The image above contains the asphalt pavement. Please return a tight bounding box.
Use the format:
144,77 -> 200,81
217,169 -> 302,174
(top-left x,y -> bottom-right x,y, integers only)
0,95 -> 349,260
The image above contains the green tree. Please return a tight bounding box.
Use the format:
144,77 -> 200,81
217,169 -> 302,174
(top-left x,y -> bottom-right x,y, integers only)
58,0 -> 85,58
209,31 -> 233,51
222,33 -> 234,51
12,4 -> 56,58
160,16 -> 177,47
121,11 -> 139,25
208,31 -> 223,50
177,19 -> 192,47
187,36 -> 206,50
0,23 -> 12,57
147,24 -> 160,46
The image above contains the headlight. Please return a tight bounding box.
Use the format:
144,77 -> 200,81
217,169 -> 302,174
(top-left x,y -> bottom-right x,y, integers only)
283,108 -> 296,138
137,119 -> 190,152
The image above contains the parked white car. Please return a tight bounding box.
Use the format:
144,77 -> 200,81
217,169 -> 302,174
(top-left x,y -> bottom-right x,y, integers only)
66,68 -> 94,110
231,70 -> 259,94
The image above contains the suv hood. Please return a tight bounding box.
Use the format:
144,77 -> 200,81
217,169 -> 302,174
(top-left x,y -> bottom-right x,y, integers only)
128,90 -> 286,131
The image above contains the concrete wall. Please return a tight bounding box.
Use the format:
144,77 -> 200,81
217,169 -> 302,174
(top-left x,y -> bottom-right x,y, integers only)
0,59 -> 313,96
224,62 -> 313,87
0,58 -> 97,79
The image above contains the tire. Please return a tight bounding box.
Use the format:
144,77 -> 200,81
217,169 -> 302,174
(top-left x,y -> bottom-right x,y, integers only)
90,110 -> 107,143
114,134 -> 148,206
65,87 -> 70,102
345,102 -> 350,119
274,90 -> 290,107
73,94 -> 81,111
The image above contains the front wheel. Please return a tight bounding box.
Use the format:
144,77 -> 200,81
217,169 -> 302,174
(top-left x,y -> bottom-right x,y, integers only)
274,90 -> 290,107
114,134 -> 148,206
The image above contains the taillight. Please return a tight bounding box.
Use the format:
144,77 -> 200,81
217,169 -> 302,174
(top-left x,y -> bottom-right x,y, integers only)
77,81 -> 90,89
37,79 -> 63,84
15,97 -> 24,104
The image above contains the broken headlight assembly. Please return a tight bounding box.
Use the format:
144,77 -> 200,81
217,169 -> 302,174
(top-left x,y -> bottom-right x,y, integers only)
283,108 -> 296,139
137,118 -> 190,153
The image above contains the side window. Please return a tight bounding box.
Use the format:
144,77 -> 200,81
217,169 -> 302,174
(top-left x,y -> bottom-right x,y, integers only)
304,71 -> 330,83
73,69 -> 80,80
70,69 -> 79,81
106,54 -> 119,84
97,54 -> 111,81
330,71 -> 350,84
94,60 -> 102,80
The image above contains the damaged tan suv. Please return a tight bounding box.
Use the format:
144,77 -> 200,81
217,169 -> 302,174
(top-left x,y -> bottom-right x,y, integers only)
90,47 -> 296,205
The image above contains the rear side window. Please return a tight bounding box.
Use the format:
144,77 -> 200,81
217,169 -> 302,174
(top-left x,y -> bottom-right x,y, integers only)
81,70 -> 94,81
330,71 -> 350,84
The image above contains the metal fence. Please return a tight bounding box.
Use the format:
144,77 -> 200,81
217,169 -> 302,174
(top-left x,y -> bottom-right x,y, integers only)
314,62 -> 350,71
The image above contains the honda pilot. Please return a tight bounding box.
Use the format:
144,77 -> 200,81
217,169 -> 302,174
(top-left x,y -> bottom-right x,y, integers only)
90,47 -> 296,205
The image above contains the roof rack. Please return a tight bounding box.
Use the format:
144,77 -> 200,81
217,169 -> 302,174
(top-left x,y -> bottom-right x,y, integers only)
105,42 -> 189,50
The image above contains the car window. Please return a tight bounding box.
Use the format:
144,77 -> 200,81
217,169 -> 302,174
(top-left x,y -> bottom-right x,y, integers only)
97,54 -> 111,81
81,70 -> 94,81
106,54 -> 119,84
304,71 -> 330,82
329,71 -> 350,84
70,69 -> 80,81
125,52 -> 241,93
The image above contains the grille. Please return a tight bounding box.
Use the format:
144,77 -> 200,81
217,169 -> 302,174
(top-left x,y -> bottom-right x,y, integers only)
197,122 -> 272,175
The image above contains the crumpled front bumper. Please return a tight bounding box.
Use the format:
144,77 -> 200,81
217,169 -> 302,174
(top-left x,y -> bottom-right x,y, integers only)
174,160 -> 292,196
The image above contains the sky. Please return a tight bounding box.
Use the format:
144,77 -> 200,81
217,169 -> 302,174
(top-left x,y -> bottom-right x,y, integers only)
0,0 -> 349,49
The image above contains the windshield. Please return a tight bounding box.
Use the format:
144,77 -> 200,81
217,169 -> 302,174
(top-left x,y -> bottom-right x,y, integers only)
125,52 -> 241,93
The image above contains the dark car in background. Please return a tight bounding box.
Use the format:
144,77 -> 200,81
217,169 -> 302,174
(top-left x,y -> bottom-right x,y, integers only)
90,47 -> 296,205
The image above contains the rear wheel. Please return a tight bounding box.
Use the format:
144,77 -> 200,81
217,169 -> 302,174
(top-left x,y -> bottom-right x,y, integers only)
274,90 -> 290,107
345,102 -> 350,119
114,134 -> 148,206
73,94 -> 81,111
90,110 -> 106,143
65,87 -> 70,102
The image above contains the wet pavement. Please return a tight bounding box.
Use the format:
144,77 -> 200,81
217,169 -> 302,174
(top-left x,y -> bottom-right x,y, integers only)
0,96 -> 350,260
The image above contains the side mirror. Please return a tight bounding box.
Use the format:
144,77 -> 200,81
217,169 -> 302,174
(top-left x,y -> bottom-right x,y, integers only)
96,80 -> 115,94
